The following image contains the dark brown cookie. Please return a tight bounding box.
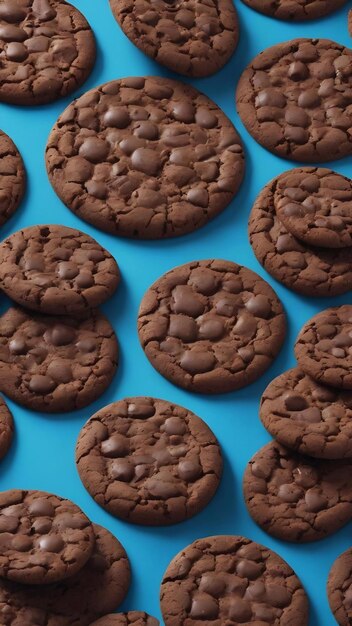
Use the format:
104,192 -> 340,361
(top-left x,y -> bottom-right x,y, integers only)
46,77 -> 245,239
0,395 -> 14,461
295,306 -> 352,390
327,548 -> 352,626
349,9 -> 352,36
0,131 -> 25,227
109,0 -> 239,78
0,489 -> 94,585
249,175 -> 352,297
76,397 -> 222,526
138,260 -> 286,394
243,441 -> 352,542
260,368 -> 352,460
274,168 -> 352,249
0,0 -> 96,106
0,225 -> 120,315
241,0 -> 347,21
0,306 -> 118,413
236,39 -> 352,162
160,535 -> 309,626
0,523 -> 131,625
90,612 -> 159,626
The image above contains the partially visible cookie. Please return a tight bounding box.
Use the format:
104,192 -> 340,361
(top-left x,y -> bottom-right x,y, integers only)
327,548 -> 352,626
295,306 -> 352,390
90,612 -> 159,626
76,397 -> 222,525
0,225 -> 120,315
349,9 -> 352,36
249,176 -> 352,297
0,524 -> 131,625
0,0 -> 96,105
0,306 -> 118,412
160,535 -> 309,626
243,441 -> 352,542
0,395 -> 13,461
241,0 -> 347,21
109,0 -> 239,78
0,131 -> 25,227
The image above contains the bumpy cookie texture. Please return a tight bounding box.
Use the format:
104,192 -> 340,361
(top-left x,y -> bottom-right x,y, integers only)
0,524 -> 131,626
109,0 -> 239,78
0,489 -> 94,585
236,39 -> 352,162
160,535 -> 309,626
0,0 -> 96,105
0,307 -> 118,413
274,168 -> 352,249
243,441 -> 352,542
0,225 -> 120,315
295,306 -> 352,390
90,612 -> 159,626
138,260 -> 286,394
249,176 -> 352,297
76,397 -> 222,526
327,548 -> 352,626
260,368 -> 352,460
0,131 -> 25,227
241,0 -> 347,20
349,10 -> 352,36
0,396 -> 13,461
46,77 -> 245,239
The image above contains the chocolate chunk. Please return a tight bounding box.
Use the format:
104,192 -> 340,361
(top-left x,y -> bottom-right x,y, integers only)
0,395 -> 13,461
90,612 -> 159,626
241,0 -> 347,21
328,548 -> 352,626
0,130 -> 25,227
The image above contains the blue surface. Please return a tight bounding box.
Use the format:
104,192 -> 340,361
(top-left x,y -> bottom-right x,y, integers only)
0,1 -> 351,624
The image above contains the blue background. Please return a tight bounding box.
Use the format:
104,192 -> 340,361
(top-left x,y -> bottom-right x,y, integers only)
0,1 -> 351,624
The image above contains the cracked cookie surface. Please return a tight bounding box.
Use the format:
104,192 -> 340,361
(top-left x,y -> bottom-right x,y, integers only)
241,0 -> 347,21
0,306 -> 118,413
0,396 -> 13,461
0,131 -> 25,227
76,397 -> 222,526
109,0 -> 239,78
236,38 -> 352,162
0,0 -> 96,105
138,260 -> 286,393
0,489 -> 94,585
46,76 -> 244,239
243,441 -> 352,542
0,523 -> 131,625
327,548 -> 352,626
0,224 -> 120,315
295,306 -> 352,390
90,612 -> 159,626
160,535 -> 309,626
249,175 -> 352,297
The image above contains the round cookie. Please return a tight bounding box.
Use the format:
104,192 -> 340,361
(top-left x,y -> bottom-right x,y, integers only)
0,306 -> 118,413
76,397 -> 223,526
138,260 -> 286,394
236,39 -> 352,163
274,168 -> 352,249
0,395 -> 14,461
0,0 -> 96,106
295,306 -> 352,390
0,131 -> 25,227
0,489 -> 94,585
241,0 -> 347,21
243,441 -> 352,542
260,368 -> 352,459
327,548 -> 352,626
249,176 -> 352,297
46,76 -> 245,240
0,523 -> 131,626
0,225 -> 120,315
109,0 -> 239,78
90,612 -> 159,626
160,535 -> 309,626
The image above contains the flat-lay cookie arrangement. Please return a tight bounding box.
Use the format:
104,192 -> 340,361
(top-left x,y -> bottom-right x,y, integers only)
0,1 -> 351,625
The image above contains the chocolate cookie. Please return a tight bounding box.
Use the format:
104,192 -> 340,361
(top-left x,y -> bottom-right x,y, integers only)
349,9 -> 352,36
295,306 -> 352,390
249,176 -> 352,297
0,306 -> 118,413
0,131 -> 25,227
0,524 -> 131,625
241,0 -> 347,21
160,535 -> 309,626
46,77 -> 245,239
274,168 -> 352,249
0,489 -> 94,585
260,368 -> 352,459
0,225 -> 120,315
90,612 -> 159,626
109,0 -> 239,78
236,39 -> 352,162
138,260 -> 286,394
76,397 -> 222,526
0,395 -> 13,461
0,0 -> 96,106
327,548 -> 352,626
243,441 -> 352,542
